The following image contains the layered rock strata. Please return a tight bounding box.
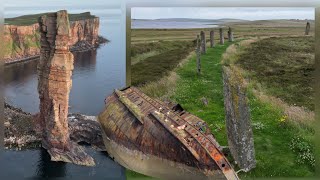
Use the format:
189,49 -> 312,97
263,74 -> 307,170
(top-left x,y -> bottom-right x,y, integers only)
37,10 -> 94,166
3,12 -> 105,63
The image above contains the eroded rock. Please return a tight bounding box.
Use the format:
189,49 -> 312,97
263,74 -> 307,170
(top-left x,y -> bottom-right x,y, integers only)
37,10 -> 94,166
4,102 -> 105,151
222,66 -> 256,172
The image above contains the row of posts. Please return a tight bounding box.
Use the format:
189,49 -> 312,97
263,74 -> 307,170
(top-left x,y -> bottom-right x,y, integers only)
196,26 -> 256,171
196,27 -> 234,74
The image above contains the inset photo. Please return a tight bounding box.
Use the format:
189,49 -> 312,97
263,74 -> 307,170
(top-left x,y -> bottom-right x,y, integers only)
3,0 -> 126,179
124,7 -> 315,179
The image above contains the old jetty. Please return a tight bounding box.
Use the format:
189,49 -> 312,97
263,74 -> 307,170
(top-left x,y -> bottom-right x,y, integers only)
98,87 -> 239,180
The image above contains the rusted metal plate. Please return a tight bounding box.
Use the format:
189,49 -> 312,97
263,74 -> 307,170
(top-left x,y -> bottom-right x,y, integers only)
98,87 -> 239,180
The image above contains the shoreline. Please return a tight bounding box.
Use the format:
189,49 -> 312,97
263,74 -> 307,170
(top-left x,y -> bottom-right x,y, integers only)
4,36 -> 109,65
4,102 -> 105,151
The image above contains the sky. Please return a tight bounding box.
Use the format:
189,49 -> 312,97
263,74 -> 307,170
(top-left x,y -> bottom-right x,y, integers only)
2,1 -> 315,20
131,7 -> 315,20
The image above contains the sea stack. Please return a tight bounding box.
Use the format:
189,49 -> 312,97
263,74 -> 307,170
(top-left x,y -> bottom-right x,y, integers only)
37,10 -> 94,166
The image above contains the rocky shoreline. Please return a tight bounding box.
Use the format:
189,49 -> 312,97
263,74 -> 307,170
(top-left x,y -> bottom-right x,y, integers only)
4,36 -> 108,65
4,103 -> 105,152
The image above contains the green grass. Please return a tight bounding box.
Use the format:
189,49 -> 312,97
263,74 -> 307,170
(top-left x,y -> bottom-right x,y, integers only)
236,36 -> 314,110
131,51 -> 160,65
129,39 -> 315,178
131,40 -> 195,57
5,12 -> 96,26
131,40 -> 195,86
164,42 -> 314,178
169,43 -> 232,145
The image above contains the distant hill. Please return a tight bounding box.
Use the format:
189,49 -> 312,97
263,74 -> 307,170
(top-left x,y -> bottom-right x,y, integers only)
5,12 -> 97,26
132,18 -> 249,24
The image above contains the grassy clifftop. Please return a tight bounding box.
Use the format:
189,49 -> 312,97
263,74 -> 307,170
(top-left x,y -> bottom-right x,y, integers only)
5,12 -> 97,26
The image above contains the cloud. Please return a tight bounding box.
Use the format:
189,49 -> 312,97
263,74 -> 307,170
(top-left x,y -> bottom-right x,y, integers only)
132,7 -> 315,20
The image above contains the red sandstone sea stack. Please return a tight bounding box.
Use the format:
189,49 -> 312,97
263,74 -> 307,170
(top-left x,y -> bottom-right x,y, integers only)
37,10 -> 94,166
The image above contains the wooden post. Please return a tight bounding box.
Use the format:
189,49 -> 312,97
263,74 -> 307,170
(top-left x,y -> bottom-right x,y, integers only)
200,31 -> 206,54
210,30 -> 215,48
196,35 -> 201,75
219,28 -> 224,45
228,27 -> 234,42
305,22 -> 310,35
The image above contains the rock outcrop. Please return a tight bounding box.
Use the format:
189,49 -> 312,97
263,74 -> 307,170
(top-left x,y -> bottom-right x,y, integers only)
69,17 -> 99,47
222,66 -> 256,172
3,12 -> 105,63
37,10 -> 94,166
4,102 -> 105,151
3,24 -> 41,61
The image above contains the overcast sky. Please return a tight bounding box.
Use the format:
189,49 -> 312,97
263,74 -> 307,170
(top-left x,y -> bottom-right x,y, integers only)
2,1 -> 315,20
132,7 -> 314,20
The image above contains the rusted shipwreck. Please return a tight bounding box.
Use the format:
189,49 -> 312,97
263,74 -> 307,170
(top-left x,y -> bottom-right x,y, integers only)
98,87 -> 239,180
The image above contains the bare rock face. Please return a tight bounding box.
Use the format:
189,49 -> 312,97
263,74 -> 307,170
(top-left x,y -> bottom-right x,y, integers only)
37,10 -> 94,166
219,28 -> 224,45
69,16 -> 99,46
222,66 -> 256,172
200,31 -> 206,54
3,24 -> 40,61
305,22 -> 310,35
228,27 -> 234,42
210,30 -> 215,48
3,12 -> 102,63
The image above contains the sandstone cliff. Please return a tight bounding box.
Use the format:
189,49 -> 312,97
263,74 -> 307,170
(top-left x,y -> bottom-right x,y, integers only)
3,12 -> 102,63
37,10 -> 95,166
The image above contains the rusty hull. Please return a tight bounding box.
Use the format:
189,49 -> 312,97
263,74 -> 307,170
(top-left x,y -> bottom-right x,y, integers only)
98,87 -> 239,180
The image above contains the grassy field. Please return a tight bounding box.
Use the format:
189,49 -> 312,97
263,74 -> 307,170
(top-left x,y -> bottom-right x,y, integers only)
131,40 -> 195,85
236,36 -> 315,111
131,19 -> 314,44
128,19 -> 315,179
130,41 -> 315,179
